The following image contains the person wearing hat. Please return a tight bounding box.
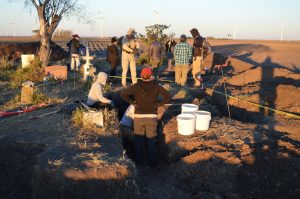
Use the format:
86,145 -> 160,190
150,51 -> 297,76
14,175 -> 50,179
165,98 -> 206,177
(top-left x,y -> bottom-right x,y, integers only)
107,37 -> 120,79
87,72 -> 114,110
67,34 -> 81,71
148,34 -> 163,79
174,34 -> 193,86
120,67 -> 171,166
190,28 -> 206,87
121,28 -> 140,86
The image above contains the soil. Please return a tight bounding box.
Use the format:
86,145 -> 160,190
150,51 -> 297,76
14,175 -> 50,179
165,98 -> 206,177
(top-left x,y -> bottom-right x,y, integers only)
0,39 -> 300,199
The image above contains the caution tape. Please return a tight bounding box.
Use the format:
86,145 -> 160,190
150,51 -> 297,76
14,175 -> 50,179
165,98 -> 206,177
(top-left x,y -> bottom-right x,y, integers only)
1,74 -> 299,120
206,88 -> 300,120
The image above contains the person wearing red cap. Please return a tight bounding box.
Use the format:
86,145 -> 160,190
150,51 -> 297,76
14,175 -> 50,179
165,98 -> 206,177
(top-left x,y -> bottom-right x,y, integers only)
67,34 -> 81,71
120,67 -> 171,166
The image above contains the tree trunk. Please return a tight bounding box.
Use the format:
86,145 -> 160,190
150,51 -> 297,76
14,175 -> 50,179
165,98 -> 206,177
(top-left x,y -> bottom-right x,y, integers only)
36,4 -> 61,67
37,5 -> 50,67
39,32 -> 51,67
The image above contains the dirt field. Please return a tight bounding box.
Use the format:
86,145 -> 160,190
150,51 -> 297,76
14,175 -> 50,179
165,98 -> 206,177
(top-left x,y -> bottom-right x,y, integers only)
0,39 -> 300,199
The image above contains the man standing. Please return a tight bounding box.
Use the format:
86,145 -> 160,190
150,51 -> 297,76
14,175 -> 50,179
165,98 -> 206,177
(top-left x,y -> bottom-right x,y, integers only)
67,34 -> 81,71
165,37 -> 176,71
174,34 -> 193,86
107,37 -> 120,78
190,28 -> 205,87
121,68 -> 171,166
148,34 -> 163,79
121,28 -> 140,86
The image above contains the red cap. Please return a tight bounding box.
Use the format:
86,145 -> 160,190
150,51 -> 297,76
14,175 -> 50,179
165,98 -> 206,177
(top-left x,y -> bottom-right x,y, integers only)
141,67 -> 153,79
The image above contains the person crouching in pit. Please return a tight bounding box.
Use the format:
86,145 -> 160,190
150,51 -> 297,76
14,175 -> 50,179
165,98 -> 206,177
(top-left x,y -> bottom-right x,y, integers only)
121,68 -> 171,166
87,72 -> 115,110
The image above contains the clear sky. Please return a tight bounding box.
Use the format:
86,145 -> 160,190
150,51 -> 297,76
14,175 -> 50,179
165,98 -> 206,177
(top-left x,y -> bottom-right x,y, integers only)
1,0 -> 300,40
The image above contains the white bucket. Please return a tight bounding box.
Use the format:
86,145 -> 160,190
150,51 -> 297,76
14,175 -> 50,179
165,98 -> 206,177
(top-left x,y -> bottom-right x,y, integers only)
177,113 -> 196,136
181,103 -> 199,114
21,54 -> 35,68
194,111 -> 211,131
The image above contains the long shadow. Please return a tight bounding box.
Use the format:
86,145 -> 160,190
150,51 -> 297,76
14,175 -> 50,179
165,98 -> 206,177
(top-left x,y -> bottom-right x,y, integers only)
207,44 -> 300,198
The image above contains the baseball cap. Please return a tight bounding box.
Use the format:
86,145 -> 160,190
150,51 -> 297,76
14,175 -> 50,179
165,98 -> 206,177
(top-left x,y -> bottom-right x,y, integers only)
140,67 -> 153,80
72,34 -> 80,38
127,28 -> 137,35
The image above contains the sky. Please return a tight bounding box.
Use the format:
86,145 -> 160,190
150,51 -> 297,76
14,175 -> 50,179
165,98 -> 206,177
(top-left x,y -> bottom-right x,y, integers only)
0,0 -> 300,40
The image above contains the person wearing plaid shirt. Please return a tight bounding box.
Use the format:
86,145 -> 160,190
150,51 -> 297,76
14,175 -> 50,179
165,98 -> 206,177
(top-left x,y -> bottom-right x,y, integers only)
174,34 -> 193,86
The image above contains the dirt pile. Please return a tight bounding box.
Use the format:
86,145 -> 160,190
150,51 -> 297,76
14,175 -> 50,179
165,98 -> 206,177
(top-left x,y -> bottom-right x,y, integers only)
0,42 -> 68,62
157,99 -> 300,199
227,67 -> 300,86
32,131 -> 137,199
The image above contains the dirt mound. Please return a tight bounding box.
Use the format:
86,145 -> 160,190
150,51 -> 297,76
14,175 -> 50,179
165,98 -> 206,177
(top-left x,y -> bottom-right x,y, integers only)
32,133 -> 137,199
227,57 -> 255,74
227,67 -> 300,86
0,42 -> 68,62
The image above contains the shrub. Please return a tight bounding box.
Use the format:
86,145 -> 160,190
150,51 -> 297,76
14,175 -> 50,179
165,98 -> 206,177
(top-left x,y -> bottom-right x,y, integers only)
32,89 -> 48,104
10,58 -> 44,88
0,56 -> 16,81
136,53 -> 149,66
71,107 -> 84,128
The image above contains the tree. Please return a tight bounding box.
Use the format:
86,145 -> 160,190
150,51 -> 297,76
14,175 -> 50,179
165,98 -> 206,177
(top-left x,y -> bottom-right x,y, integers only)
14,0 -> 85,67
139,24 -> 171,46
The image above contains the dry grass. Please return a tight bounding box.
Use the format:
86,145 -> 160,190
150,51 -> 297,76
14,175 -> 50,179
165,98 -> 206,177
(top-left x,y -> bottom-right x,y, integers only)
10,58 -> 44,89
71,107 -> 85,128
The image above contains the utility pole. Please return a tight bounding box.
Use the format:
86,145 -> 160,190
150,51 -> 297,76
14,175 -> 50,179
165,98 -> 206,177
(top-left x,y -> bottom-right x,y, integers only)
281,24 -> 284,42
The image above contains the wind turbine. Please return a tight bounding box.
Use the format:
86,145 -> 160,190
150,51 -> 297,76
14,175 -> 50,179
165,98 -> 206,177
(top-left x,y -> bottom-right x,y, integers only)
10,22 -> 16,37
233,26 -> 237,40
100,17 -> 105,38
95,12 -> 105,38
153,10 -> 160,25
280,24 -> 284,42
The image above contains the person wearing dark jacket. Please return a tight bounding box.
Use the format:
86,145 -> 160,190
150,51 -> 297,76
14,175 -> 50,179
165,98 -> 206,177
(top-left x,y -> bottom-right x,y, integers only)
165,37 -> 176,71
120,67 -> 171,166
67,34 -> 81,71
190,28 -> 206,86
107,37 -> 120,78
148,34 -> 163,79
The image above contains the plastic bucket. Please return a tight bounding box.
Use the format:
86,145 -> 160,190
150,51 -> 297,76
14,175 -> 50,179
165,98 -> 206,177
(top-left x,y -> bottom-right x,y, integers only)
181,103 -> 199,114
177,113 -> 196,135
194,111 -> 211,131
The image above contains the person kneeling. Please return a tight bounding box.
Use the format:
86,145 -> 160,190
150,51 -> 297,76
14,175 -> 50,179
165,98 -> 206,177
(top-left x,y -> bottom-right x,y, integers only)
87,72 -> 114,110
119,105 -> 135,159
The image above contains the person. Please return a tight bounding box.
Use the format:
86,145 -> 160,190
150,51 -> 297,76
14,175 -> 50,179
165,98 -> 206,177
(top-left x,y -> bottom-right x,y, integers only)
190,28 -> 205,87
121,28 -> 140,86
165,37 -> 176,71
107,37 -> 120,78
174,34 -> 193,86
120,68 -> 171,166
148,34 -> 163,79
119,105 -> 135,159
87,72 -> 114,110
67,34 -> 81,71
